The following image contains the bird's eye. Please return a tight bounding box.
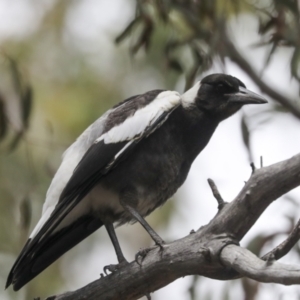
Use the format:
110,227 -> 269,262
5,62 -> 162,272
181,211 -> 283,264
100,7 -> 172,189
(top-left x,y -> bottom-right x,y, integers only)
217,83 -> 228,89
217,82 -> 235,93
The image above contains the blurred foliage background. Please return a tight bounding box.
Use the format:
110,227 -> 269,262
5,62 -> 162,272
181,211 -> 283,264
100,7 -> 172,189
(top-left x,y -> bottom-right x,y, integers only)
1,0 -> 300,299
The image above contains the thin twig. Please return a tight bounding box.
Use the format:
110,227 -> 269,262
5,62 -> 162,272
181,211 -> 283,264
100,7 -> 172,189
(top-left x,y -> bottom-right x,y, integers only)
207,178 -> 226,209
261,219 -> 300,261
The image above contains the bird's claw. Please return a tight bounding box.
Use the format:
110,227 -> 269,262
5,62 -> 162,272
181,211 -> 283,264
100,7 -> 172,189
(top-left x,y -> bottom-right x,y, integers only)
135,248 -> 152,266
103,260 -> 128,275
156,240 -> 167,259
135,241 -> 167,266
156,239 -> 165,250
103,264 -> 117,275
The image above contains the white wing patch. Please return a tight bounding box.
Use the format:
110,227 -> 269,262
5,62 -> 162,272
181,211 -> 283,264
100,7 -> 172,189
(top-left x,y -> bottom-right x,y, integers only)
96,91 -> 181,144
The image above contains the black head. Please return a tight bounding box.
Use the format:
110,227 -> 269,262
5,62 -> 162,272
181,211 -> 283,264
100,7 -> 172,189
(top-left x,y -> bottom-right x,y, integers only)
182,73 -> 267,121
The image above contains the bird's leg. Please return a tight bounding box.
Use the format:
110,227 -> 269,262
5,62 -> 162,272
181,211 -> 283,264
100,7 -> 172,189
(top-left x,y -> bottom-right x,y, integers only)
105,223 -> 127,263
103,223 -> 129,275
121,202 -> 165,247
120,201 -> 166,265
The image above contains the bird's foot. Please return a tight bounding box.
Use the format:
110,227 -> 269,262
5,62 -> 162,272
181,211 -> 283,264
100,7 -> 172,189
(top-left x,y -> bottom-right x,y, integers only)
135,247 -> 153,266
135,240 -> 166,266
156,240 -> 167,259
103,260 -> 129,275
155,238 -> 165,250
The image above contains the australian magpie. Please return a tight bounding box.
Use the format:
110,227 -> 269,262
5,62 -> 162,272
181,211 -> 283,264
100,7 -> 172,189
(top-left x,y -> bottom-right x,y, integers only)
6,73 -> 267,291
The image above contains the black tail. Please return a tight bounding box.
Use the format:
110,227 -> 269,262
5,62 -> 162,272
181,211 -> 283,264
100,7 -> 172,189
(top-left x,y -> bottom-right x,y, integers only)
6,215 -> 103,291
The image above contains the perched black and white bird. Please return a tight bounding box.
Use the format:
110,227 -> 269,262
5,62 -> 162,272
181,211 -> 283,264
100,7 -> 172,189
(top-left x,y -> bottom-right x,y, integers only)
6,73 -> 267,291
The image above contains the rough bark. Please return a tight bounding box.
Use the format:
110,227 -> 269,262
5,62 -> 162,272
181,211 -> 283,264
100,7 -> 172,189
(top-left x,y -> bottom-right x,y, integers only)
47,153 -> 300,300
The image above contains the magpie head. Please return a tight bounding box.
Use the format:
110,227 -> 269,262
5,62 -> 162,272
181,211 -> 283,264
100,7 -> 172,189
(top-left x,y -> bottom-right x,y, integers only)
182,73 -> 267,120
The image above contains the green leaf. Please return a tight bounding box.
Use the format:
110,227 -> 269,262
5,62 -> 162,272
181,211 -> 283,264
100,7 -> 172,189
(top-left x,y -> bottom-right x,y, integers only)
131,18 -> 154,54
168,58 -> 183,73
0,95 -> 7,141
115,17 -> 142,44
291,48 -> 300,82
21,85 -> 33,129
20,197 -> 32,233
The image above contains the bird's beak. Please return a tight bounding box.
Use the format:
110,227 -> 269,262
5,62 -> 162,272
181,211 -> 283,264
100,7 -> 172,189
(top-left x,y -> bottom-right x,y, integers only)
228,87 -> 268,104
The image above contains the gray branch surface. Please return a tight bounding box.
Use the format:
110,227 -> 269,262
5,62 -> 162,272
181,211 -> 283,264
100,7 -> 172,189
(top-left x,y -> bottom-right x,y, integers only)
261,218 -> 300,261
48,153 -> 300,300
221,245 -> 300,285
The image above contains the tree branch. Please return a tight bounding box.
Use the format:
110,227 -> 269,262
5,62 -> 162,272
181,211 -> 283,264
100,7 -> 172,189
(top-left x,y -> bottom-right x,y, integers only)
261,218 -> 300,261
47,153 -> 300,300
221,245 -> 300,285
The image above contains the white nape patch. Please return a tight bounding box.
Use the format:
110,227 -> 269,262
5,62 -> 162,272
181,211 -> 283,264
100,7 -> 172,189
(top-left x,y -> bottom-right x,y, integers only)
181,81 -> 201,108
96,90 -> 181,144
